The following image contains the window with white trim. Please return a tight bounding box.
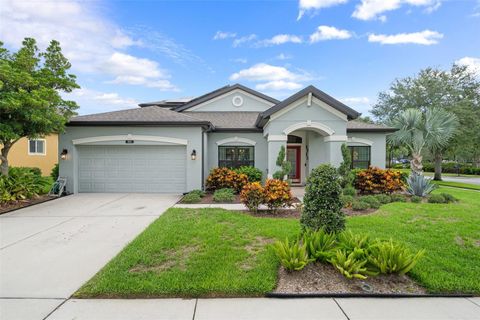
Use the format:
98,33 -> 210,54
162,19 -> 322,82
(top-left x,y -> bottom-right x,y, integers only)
28,139 -> 46,155
348,146 -> 370,169
218,146 -> 254,168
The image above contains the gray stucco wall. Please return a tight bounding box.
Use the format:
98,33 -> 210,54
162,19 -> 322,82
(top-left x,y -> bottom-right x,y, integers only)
188,90 -> 273,112
206,132 -> 268,179
59,126 -> 204,193
347,132 -> 387,168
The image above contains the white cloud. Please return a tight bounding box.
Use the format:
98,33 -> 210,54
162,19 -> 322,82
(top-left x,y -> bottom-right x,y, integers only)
352,0 -> 441,21
213,31 -> 237,40
0,0 -> 179,92
70,88 -> 138,114
309,26 -> 352,43
257,34 -> 303,46
256,81 -> 303,91
233,34 -> 257,47
298,0 -> 348,20
456,57 -> 480,77
232,58 -> 248,64
275,53 -> 292,60
368,30 -> 443,45
340,97 -> 371,105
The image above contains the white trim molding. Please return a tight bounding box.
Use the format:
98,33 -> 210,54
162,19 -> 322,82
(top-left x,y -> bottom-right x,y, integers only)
267,134 -> 288,142
216,136 -> 257,146
187,89 -> 275,111
28,138 -> 47,156
324,135 -> 348,142
72,135 -> 188,145
283,121 -> 335,136
348,137 -> 374,146
269,96 -> 348,122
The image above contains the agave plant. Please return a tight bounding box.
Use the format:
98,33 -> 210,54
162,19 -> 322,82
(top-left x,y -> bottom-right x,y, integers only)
406,173 -> 437,197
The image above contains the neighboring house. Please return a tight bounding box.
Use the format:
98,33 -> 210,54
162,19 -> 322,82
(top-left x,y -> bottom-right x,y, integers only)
59,84 -> 395,194
5,134 -> 58,176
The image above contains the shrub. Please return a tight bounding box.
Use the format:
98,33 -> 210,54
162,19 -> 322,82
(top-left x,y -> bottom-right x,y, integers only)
181,193 -> 202,204
240,182 -> 265,213
0,167 -> 51,203
342,185 -> 356,196
273,238 -> 312,272
301,164 -> 345,233
428,194 -> 446,203
303,229 -> 337,262
206,167 -> 248,193
341,195 -> 354,208
263,179 -> 293,212
234,166 -> 262,182
440,193 -> 457,203
359,195 -> 381,209
189,189 -> 205,198
50,163 -> 59,180
272,146 -> 292,180
374,194 -> 391,204
406,173 -> 437,197
329,249 -> 371,279
338,230 -> 372,254
338,143 -> 354,188
213,188 -> 235,202
410,195 -> 422,203
355,167 -> 405,194
368,240 -> 425,275
352,200 -> 370,211
390,194 -> 407,202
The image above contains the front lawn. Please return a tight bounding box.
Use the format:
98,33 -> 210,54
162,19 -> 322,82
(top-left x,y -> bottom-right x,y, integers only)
76,187 -> 480,297
432,180 -> 480,191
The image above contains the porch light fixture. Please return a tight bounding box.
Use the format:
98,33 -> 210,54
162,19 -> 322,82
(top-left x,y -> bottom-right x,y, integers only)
191,149 -> 197,160
60,149 -> 68,160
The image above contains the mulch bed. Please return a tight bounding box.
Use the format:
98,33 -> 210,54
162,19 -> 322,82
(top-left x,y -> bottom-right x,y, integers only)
274,262 -> 426,295
342,207 -> 378,216
0,194 -> 57,215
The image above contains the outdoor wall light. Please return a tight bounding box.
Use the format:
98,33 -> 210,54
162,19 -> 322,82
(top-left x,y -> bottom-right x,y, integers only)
60,149 -> 68,160
191,149 -> 197,160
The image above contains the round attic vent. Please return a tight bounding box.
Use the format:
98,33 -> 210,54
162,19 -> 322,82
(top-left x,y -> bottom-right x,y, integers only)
232,95 -> 244,107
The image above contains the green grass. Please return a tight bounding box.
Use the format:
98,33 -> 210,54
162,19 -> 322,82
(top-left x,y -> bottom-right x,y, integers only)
75,208 -> 298,298
348,187 -> 480,294
76,188 -> 480,297
432,180 -> 480,191
396,168 -> 478,178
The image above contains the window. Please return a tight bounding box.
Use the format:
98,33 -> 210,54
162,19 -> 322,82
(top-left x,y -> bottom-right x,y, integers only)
28,139 -> 46,155
348,146 -> 370,169
218,146 -> 254,168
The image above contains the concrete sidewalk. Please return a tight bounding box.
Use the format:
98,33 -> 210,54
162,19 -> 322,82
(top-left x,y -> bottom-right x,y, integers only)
2,297 -> 478,320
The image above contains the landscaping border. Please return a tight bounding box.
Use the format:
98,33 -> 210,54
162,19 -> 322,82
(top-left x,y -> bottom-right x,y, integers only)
0,194 -> 67,215
266,292 -> 474,298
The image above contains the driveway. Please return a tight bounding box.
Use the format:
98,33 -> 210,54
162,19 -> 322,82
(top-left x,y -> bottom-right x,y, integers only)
0,193 -> 180,320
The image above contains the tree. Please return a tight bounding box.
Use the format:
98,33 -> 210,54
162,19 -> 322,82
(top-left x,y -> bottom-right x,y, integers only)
273,145 -> 292,180
371,65 -> 480,178
0,38 -> 79,176
338,143 -> 354,187
388,108 -> 458,176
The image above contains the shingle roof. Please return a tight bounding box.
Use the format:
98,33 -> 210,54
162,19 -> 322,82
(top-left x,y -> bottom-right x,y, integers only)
68,106 -> 211,126
184,112 -> 260,130
347,120 -> 396,132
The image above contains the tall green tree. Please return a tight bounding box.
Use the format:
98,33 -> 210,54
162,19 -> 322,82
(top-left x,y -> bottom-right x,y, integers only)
0,38 -> 79,176
372,65 -> 480,179
388,108 -> 458,176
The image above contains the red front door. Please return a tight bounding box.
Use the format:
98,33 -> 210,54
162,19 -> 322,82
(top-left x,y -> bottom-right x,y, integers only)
287,146 -> 301,183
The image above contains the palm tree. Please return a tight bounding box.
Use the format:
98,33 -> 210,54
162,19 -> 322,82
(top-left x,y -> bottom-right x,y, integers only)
388,108 -> 458,176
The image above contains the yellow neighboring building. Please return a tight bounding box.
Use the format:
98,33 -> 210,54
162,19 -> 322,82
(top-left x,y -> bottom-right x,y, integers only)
6,135 -> 58,176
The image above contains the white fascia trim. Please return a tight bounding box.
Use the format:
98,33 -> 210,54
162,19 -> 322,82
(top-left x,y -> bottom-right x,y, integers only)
283,121 -> 335,136
187,89 -> 275,111
348,137 -> 374,146
72,135 -> 188,145
267,135 -> 288,142
312,97 -> 348,121
269,96 -> 348,122
216,136 -> 257,146
324,135 -> 348,142
270,96 -> 307,121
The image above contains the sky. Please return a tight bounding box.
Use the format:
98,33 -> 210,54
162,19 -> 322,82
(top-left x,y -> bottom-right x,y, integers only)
1,0 -> 479,117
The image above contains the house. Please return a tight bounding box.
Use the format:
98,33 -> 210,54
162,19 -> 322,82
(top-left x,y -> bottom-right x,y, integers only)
59,84 -> 395,193
5,134 -> 58,176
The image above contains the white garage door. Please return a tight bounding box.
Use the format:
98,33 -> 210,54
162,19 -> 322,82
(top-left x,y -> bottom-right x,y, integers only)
77,145 -> 186,193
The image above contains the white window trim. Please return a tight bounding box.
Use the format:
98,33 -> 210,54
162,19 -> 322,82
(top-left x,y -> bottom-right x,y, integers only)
216,136 -> 257,146
28,139 -> 47,156
283,121 -> 335,136
347,137 -> 374,146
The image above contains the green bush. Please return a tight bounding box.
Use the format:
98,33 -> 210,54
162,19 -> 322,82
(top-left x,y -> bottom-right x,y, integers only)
213,188 -> 235,203
410,195 -> 422,203
234,166 -> 262,182
359,195 -> 381,209
368,240 -> 425,275
439,193 -> 457,203
341,195 -> 354,208
273,238 -> 312,272
189,189 -> 206,198
328,248 -> 371,279
374,194 -> 391,204
272,146 -> 292,181
428,194 -> 446,203
390,194 -> 407,202
338,230 -> 372,254
181,193 -> 202,204
50,164 -> 59,180
352,201 -> 370,211
301,164 -> 345,233
342,185 -> 356,196
303,229 -> 337,262
338,143 -> 354,188
0,167 -> 51,203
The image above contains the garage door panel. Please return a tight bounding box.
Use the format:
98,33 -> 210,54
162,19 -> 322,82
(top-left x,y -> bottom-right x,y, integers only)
78,145 -> 186,193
